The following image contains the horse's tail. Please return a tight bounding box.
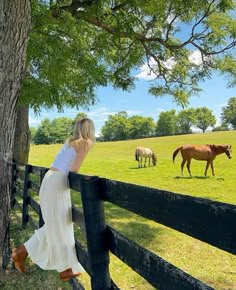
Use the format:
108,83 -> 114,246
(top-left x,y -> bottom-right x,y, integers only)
173,146 -> 182,163
135,149 -> 139,161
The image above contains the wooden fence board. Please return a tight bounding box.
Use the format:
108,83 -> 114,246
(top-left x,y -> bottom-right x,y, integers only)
72,205 -> 85,231
69,173 -> 91,192
102,178 -> 236,255
75,240 -> 91,274
30,165 -> 48,175
106,226 -> 213,290
29,180 -> 40,193
28,196 -> 40,215
69,278 -> 85,290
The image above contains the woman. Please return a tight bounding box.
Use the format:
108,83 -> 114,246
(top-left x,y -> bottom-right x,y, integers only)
12,118 -> 95,282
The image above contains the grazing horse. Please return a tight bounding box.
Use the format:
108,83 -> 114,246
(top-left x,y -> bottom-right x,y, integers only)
172,144 -> 232,176
135,147 -> 157,168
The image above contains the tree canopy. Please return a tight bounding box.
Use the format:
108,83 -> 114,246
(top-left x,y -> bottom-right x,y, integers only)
177,109 -> 196,134
101,112 -> 156,141
21,0 -> 236,112
33,117 -> 73,144
156,110 -> 178,136
194,107 -> 216,132
221,97 -> 236,129
31,105 -> 230,143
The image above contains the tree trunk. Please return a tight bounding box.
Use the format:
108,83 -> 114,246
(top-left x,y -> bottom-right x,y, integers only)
0,0 -> 31,268
13,106 -> 30,165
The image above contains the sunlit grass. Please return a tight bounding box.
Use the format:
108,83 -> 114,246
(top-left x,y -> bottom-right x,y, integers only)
7,131 -> 236,290
30,130 -> 236,204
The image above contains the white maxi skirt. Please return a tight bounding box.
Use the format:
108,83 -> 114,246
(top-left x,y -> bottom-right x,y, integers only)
24,170 -> 84,274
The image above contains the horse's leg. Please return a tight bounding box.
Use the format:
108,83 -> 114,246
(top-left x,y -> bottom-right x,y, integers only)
149,157 -> 150,167
210,161 -> 215,176
204,161 -> 210,176
186,159 -> 192,177
181,159 -> 186,176
144,157 -> 147,167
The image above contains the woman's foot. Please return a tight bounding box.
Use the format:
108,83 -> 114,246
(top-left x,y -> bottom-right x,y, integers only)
11,245 -> 28,273
60,268 -> 81,282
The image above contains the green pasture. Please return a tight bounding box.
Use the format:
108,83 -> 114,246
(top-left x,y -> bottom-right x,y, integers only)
30,130 -> 236,204
6,131 -> 236,290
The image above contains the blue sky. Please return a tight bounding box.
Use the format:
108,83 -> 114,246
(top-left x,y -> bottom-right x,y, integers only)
29,70 -> 235,136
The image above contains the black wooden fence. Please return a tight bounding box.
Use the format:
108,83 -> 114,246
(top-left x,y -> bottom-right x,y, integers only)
11,163 -> 236,290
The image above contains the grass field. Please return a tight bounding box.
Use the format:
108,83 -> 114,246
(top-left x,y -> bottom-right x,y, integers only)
4,131 -> 236,290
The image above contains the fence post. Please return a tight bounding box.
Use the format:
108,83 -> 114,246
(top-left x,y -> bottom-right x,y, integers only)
80,176 -> 112,290
22,164 -> 31,228
38,168 -> 47,228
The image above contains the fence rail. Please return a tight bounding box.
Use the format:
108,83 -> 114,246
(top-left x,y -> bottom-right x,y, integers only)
11,163 -> 236,290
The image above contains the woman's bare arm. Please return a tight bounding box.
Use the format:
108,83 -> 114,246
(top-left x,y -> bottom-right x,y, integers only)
71,139 -> 92,172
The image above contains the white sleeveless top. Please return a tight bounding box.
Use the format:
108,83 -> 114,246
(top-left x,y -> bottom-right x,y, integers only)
51,143 -> 77,174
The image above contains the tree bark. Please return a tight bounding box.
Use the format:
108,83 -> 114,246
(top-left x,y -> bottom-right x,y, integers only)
0,0 -> 31,268
13,106 -> 30,165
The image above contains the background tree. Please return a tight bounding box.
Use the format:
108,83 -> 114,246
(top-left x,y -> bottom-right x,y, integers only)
71,112 -> 88,130
34,119 -> 53,145
33,117 -> 73,144
74,113 -> 88,121
156,110 -> 178,136
101,112 -> 130,141
30,127 -> 37,143
50,117 -> 73,144
194,107 -> 216,133
129,116 -> 156,139
221,97 -> 236,129
212,123 -> 229,131
177,109 -> 196,134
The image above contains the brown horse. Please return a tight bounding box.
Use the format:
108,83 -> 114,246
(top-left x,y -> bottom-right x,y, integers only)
172,144 -> 232,176
135,147 -> 157,168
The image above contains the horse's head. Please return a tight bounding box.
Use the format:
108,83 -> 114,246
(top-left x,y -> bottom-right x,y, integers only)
225,145 -> 232,159
152,153 -> 157,166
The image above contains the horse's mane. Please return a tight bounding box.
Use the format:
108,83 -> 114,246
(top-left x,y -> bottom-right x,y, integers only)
206,144 -> 231,152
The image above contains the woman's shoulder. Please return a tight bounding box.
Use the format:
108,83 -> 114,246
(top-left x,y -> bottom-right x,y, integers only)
69,138 -> 93,152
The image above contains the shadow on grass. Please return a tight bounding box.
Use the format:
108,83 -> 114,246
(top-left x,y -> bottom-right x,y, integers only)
129,166 -> 155,170
104,202 -> 164,250
108,220 -> 163,249
216,177 -> 225,181
174,176 -> 210,180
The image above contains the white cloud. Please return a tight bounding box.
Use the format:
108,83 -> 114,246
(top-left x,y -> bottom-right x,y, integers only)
136,49 -> 212,81
189,50 -> 203,65
156,107 -> 165,113
126,110 -> 142,115
87,107 -> 142,121
87,107 -> 115,120
163,57 -> 176,70
29,116 -> 41,127
135,57 -> 176,80
216,102 -> 227,107
215,116 -> 221,126
135,60 -> 157,81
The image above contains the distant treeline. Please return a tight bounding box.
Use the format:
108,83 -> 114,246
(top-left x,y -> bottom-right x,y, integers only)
30,98 -> 236,144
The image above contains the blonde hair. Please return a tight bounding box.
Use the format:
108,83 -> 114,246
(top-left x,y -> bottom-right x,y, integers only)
67,118 -> 96,144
